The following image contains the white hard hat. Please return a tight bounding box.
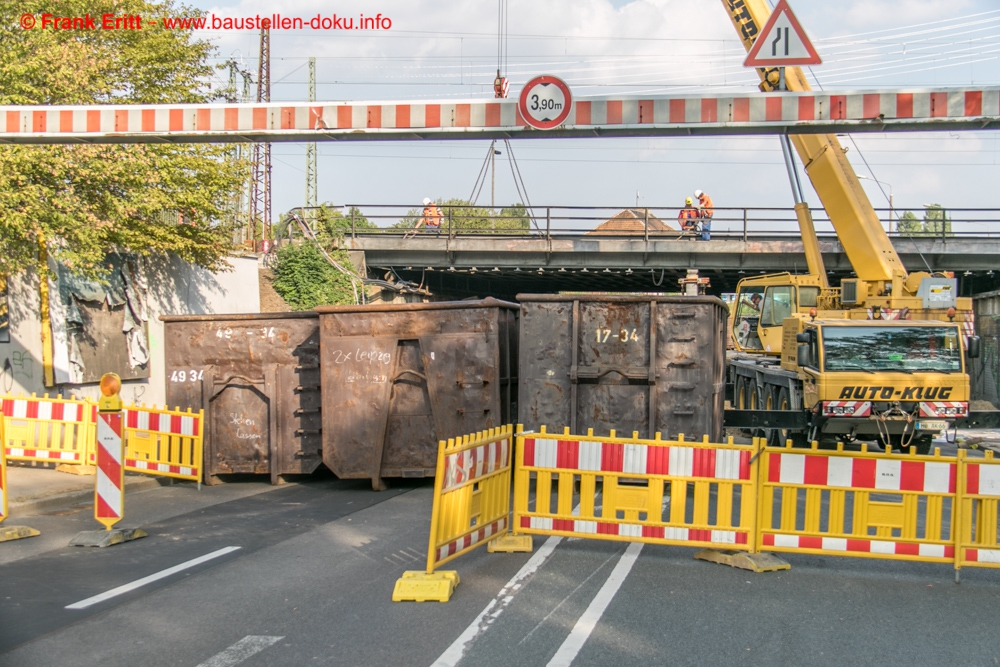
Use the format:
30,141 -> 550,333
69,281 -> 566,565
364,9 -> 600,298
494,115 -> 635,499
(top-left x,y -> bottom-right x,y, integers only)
422,197 -> 432,205
694,189 -> 703,198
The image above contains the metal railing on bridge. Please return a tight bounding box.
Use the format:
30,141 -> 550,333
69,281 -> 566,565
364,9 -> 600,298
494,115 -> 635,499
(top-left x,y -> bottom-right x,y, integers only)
280,204 -> 1000,242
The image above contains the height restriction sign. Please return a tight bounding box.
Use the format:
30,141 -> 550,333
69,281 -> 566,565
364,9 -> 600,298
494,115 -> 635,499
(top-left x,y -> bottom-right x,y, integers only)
518,75 -> 572,130
743,0 -> 821,67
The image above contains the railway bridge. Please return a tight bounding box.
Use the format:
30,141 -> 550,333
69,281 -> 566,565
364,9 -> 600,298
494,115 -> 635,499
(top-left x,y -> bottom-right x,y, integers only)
317,205 -> 1000,298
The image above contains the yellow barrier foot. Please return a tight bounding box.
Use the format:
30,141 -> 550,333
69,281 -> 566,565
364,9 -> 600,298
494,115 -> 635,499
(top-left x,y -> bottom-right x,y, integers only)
392,570 -> 459,602
487,534 -> 534,553
0,525 -> 41,542
56,464 -> 96,476
69,527 -> 148,548
693,549 -> 791,573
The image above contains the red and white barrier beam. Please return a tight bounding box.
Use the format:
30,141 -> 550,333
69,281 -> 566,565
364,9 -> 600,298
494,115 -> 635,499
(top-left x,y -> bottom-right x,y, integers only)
2,87 -> 999,145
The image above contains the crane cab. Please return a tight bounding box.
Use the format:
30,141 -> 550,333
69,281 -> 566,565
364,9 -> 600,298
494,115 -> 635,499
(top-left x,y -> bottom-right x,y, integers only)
731,273 -> 822,354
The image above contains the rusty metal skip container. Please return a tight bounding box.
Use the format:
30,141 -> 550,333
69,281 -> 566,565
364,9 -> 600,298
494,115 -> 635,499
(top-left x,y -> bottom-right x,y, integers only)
161,313 -> 322,485
517,294 -> 727,441
316,298 -> 518,490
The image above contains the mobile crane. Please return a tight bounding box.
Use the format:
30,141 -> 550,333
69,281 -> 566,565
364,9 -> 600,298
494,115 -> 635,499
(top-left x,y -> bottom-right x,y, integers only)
720,0 -> 980,453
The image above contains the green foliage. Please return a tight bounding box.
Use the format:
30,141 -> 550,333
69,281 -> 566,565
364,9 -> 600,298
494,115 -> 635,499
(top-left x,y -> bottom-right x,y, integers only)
897,210 -> 921,234
271,242 -> 358,310
896,204 -> 952,237
315,206 -> 376,241
392,199 -> 531,233
0,0 -> 246,278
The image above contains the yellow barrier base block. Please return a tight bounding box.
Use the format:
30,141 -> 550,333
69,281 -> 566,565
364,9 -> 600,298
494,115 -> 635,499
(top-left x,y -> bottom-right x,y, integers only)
55,464 -> 96,476
392,570 -> 460,603
694,549 -> 791,573
0,525 -> 41,542
487,534 -> 534,553
69,527 -> 148,548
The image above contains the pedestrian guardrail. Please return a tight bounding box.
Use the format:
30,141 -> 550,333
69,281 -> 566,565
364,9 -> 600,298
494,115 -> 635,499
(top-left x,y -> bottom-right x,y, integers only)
0,416 -> 41,542
1,394 -> 95,467
123,405 -> 203,483
513,427 -> 757,550
758,443 -> 957,563
957,450 -> 1000,570
393,425 -> 527,602
396,426 -> 1000,602
2,394 -> 204,485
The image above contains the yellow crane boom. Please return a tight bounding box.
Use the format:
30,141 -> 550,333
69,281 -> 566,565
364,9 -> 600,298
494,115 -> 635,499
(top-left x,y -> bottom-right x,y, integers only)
721,0 -> 908,284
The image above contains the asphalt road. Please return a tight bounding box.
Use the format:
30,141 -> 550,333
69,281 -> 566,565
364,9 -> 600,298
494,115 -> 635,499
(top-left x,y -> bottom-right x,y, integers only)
3,476 -> 1000,667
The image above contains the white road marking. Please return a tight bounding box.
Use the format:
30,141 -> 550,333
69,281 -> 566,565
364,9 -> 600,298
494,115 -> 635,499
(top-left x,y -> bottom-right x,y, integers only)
430,536 -> 563,667
546,542 -> 644,667
65,546 -> 242,610
196,635 -> 284,667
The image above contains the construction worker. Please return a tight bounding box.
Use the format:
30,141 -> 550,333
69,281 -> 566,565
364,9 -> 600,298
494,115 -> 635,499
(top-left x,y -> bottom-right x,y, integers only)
678,197 -> 700,238
694,189 -> 713,241
405,198 -> 443,238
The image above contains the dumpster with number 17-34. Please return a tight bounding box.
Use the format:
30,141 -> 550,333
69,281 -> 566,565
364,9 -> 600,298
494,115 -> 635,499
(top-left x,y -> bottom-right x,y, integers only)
516,294 -> 727,441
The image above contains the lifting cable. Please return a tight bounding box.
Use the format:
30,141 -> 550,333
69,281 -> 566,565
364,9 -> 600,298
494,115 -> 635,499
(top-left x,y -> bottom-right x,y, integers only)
468,139 -> 496,205
283,211 -> 425,303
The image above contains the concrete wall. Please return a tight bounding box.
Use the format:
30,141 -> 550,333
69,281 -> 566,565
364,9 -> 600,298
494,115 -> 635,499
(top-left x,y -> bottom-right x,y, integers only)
0,255 -> 260,406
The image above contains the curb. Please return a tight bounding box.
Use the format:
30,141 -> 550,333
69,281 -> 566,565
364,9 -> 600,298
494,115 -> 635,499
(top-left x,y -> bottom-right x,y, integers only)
9,475 -> 177,515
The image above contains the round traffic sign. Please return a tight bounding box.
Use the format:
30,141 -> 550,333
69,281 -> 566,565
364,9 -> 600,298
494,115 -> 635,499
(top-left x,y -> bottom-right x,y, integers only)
518,75 -> 572,130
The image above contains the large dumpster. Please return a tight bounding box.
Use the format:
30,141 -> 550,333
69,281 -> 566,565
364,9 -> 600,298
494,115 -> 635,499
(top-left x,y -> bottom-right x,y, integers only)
161,313 -> 321,484
316,298 -> 518,490
517,294 -> 727,441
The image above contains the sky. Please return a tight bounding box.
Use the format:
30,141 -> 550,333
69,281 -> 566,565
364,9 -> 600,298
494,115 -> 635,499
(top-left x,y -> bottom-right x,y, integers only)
180,0 -> 1000,232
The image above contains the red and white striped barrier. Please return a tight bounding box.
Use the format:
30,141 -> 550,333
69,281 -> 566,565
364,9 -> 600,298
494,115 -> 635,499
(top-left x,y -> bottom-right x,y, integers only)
2,397 -> 85,421
95,412 -> 125,529
124,408 -> 199,436
522,436 -> 751,479
442,437 -> 510,490
435,517 -> 508,563
767,451 -> 955,493
762,534 -> 953,559
519,516 -> 748,544
821,401 -> 872,417
919,402 -> 968,418
121,406 -> 203,483
2,396 -> 94,465
3,87 -> 998,144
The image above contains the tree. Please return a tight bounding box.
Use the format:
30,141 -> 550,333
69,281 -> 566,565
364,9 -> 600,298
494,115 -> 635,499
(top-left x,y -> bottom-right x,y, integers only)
896,205 -> 952,237
897,210 -> 922,235
271,242 -> 359,311
392,199 -> 531,233
922,204 -> 952,237
0,1 -> 246,279
315,206 -> 377,241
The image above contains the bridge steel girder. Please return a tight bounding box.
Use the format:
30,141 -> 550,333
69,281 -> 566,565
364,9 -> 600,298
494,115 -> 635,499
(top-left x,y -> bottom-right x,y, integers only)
2,88 -> 999,145
351,235 -> 1000,273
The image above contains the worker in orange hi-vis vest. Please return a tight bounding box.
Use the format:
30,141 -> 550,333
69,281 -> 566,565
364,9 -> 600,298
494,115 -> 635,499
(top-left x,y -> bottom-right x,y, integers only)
405,198 -> 443,239
678,197 -> 700,239
694,189 -> 713,241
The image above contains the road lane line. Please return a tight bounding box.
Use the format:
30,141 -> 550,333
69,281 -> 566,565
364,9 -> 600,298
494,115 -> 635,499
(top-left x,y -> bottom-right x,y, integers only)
430,535 -> 563,667
196,635 -> 284,667
546,541 -> 644,667
65,546 -> 242,610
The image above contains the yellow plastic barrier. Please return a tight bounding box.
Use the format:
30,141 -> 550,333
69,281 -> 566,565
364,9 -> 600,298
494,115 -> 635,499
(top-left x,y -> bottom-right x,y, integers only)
123,405 -> 204,483
956,450 -> 1000,572
513,426 -> 761,552
393,425 -> 520,602
1,394 -> 95,468
0,417 -> 41,541
758,442 -> 958,564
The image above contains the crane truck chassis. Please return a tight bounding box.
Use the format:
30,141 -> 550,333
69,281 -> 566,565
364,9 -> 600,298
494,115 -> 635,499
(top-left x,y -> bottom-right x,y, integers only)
727,314 -> 978,454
